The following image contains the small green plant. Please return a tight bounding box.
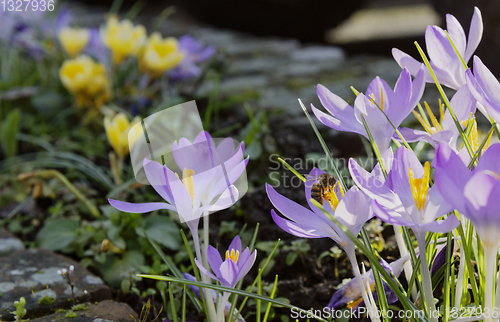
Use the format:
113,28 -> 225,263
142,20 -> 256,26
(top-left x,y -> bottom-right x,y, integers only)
11,297 -> 27,322
65,310 -> 77,318
38,295 -> 56,305
283,239 -> 310,267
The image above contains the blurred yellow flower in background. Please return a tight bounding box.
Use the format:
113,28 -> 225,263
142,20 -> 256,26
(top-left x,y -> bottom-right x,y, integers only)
59,55 -> 111,108
58,27 -> 90,57
140,32 -> 184,78
104,113 -> 142,158
100,16 -> 146,65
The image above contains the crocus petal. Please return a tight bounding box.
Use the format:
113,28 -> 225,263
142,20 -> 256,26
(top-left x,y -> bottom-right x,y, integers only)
408,67 -> 426,112
433,143 -> 471,214
464,7 -> 483,62
475,143 -> 500,175
349,158 -> 399,209
219,259 -> 239,288
334,186 -> 372,237
196,185 -> 240,218
228,235 -> 242,254
266,183 -> 340,238
395,128 -> 434,145
235,249 -> 257,283
431,239 -> 455,276
385,69 -> 411,125
354,93 -> 393,153
371,200 -> 415,227
316,84 -> 365,134
143,158 -> 174,204
195,258 -> 218,281
271,210 -> 333,239
419,214 -> 460,234
464,171 -> 500,224
311,104 -> 365,136
108,199 -> 175,213
446,13 -> 466,55
392,48 -> 432,82
237,248 -> 250,270
207,246 -> 223,278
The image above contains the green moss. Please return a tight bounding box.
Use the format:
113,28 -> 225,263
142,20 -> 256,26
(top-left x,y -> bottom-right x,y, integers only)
65,311 -> 77,318
71,304 -> 88,311
55,309 -> 66,314
38,296 -> 56,305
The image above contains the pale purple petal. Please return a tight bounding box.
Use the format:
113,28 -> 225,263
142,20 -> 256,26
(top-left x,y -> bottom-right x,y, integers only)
392,48 -> 432,82
195,258 -> 219,281
334,186 -> 372,236
228,235 -> 242,254
432,143 -> 471,214
464,7 -> 483,62
219,259 -> 239,288
266,183 -> 334,232
312,104 -> 366,135
271,210 -> 334,239
235,250 -> 257,283
108,199 -> 175,213
446,14 -> 466,55
371,200 -> 415,227
420,215 -> 460,234
475,143 -> 500,175
207,246 -> 223,278
143,159 -> 174,204
316,84 -> 364,133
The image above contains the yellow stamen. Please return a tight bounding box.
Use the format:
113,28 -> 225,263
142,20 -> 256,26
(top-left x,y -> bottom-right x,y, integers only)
424,102 -> 443,131
467,119 -> 479,152
409,162 -> 431,211
380,88 -> 384,111
412,110 -> 435,135
346,283 -> 376,309
438,99 -> 444,124
225,249 -> 240,263
175,168 -> 195,204
323,182 -> 345,212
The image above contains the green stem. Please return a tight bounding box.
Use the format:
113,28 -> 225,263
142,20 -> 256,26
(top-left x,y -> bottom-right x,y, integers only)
484,245 -> 498,322
347,249 -> 376,322
416,231 -> 437,322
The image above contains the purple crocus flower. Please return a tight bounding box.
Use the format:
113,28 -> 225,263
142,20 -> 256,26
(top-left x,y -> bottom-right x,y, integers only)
433,142 -> 500,248
183,273 -> 245,322
168,35 -> 215,81
195,235 -> 257,289
266,167 -> 373,255
109,131 -> 248,247
393,7 -> 482,90
465,56 -> 500,123
329,255 -> 408,311
349,146 -> 459,235
396,86 -> 477,149
312,68 -> 425,153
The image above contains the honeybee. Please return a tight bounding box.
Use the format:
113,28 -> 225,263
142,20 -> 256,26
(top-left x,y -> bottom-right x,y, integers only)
310,173 -> 337,205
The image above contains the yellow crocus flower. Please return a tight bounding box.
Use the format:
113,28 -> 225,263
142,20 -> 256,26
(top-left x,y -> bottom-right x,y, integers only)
58,27 -> 90,58
104,113 -> 142,158
59,55 -> 111,108
100,16 -> 146,65
140,32 -> 184,78
59,55 -> 95,93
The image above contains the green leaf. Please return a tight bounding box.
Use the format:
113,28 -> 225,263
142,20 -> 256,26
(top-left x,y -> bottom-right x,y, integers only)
286,252 -> 298,266
101,250 -> 145,286
36,219 -> 79,251
1,109 -> 20,158
136,215 -> 180,250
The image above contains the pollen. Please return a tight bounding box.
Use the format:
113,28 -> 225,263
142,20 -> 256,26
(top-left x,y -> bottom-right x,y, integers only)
175,168 -> 195,204
412,101 -> 442,135
225,249 -> 240,263
323,182 -> 345,212
409,161 -> 431,212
